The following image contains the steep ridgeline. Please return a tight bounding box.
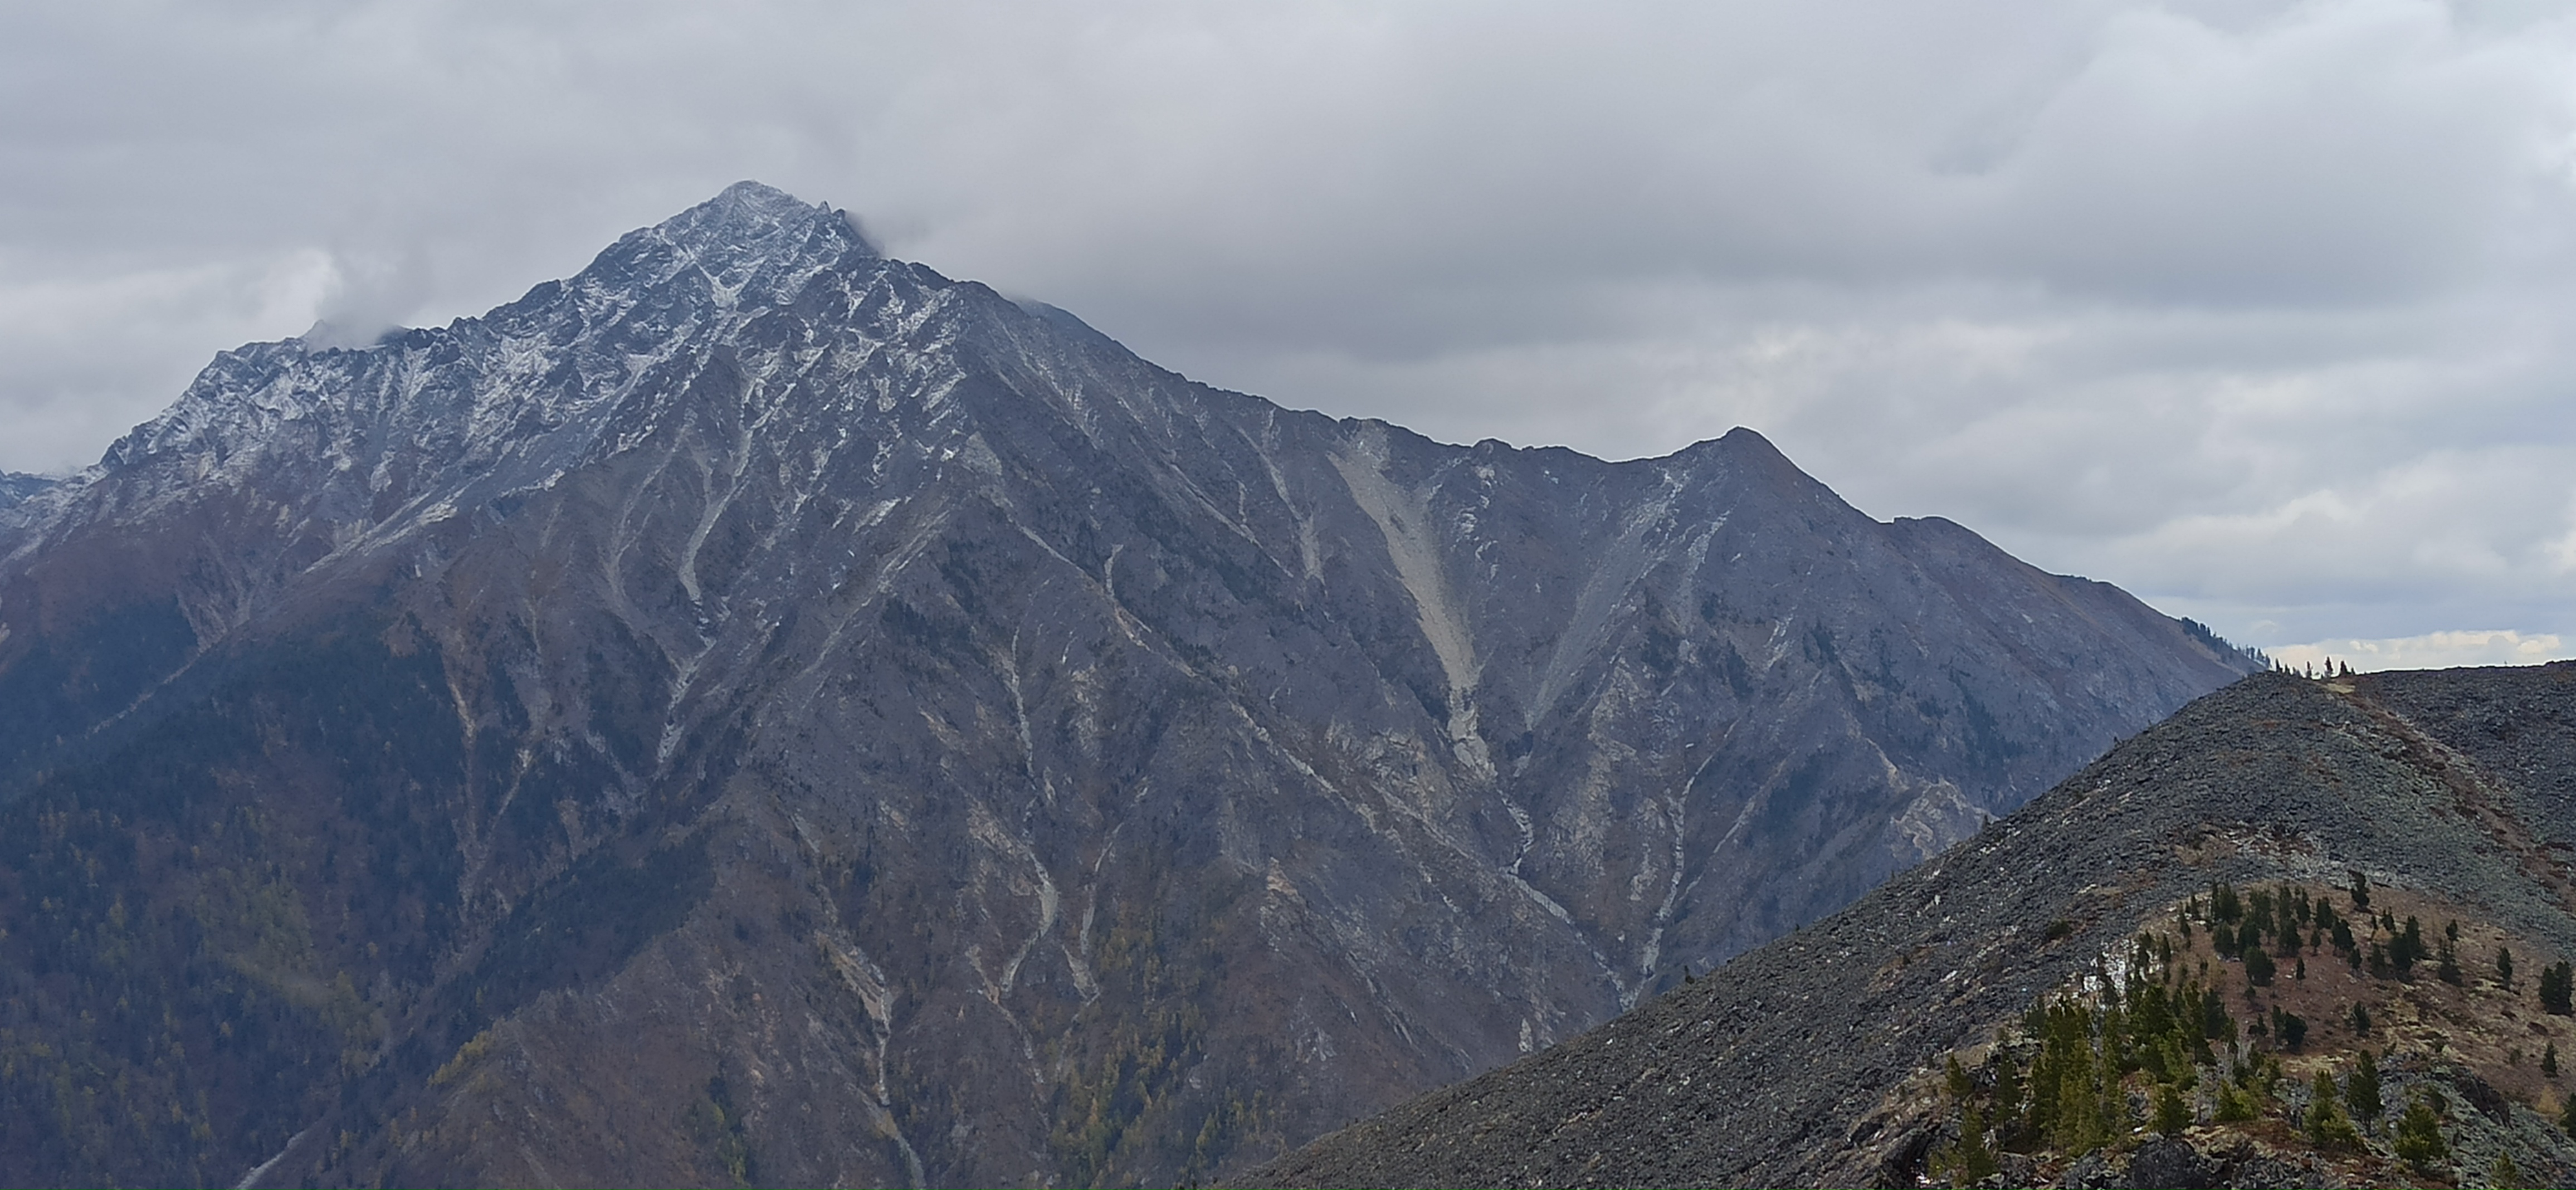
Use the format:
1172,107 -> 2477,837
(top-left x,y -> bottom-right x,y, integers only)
1251,663 -> 2576,1189
0,183 -> 2256,1188
0,471 -> 53,542
0,471 -> 52,509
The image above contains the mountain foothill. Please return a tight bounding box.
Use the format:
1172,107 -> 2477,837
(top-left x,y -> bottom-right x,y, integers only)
1255,664 -> 2576,1189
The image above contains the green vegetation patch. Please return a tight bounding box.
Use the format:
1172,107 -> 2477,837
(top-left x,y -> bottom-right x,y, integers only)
1921,877 -> 2576,1187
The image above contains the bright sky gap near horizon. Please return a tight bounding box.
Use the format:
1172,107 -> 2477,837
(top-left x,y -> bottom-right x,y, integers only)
3,2 -> 2572,671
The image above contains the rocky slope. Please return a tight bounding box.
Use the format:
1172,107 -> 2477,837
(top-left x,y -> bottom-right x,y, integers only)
1249,662 -> 2576,1188
0,471 -> 50,507
0,471 -> 52,545
0,183 -> 2256,1187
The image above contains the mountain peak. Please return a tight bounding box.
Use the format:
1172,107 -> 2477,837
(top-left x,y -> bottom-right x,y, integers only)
670,180 -> 850,236
0,178 -> 2268,1189
589,180 -> 879,299
661,181 -> 871,247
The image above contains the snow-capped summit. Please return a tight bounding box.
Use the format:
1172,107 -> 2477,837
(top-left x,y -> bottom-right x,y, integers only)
598,178 -> 881,305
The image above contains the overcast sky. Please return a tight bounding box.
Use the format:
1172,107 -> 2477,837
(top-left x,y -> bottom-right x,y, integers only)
3,1 -> 2573,668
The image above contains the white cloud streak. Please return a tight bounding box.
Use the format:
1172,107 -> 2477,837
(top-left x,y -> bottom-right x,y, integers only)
2,0 -> 2573,654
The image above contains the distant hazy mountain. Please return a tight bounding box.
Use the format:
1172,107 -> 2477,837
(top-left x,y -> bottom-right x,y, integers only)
1252,664 -> 2576,1188
0,182 -> 2258,1187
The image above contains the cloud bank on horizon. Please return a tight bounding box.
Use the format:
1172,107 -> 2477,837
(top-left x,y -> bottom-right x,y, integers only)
1,0 -> 2570,669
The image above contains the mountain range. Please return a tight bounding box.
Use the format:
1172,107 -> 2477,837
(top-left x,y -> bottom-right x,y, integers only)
0,182 -> 2257,1187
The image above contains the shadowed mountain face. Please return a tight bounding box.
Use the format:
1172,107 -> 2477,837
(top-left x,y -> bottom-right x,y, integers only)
1250,664 -> 2576,1189
0,183 -> 2256,1187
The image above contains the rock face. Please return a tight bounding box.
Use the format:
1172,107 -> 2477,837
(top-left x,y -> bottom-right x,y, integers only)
1248,664 -> 2576,1189
0,471 -> 53,547
0,471 -> 50,508
0,183 -> 2257,1188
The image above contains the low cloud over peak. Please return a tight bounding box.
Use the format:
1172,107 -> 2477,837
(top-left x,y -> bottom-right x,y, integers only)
1,0 -> 2570,660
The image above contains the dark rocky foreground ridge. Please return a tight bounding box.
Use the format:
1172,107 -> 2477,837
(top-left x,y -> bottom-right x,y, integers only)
0,183 -> 2253,1187
1250,663 -> 2576,1188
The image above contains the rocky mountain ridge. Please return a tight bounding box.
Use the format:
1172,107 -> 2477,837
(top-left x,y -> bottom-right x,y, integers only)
0,182 -> 2257,1187
1250,663 -> 2576,1188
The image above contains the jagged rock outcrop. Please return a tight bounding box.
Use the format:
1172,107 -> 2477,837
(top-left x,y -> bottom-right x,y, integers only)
0,183 -> 2256,1187
0,471 -> 53,547
1249,664 -> 2576,1188
0,471 -> 50,508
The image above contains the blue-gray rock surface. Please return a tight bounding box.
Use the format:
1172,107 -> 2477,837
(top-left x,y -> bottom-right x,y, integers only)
0,183 -> 2258,1187
1248,665 -> 2576,1189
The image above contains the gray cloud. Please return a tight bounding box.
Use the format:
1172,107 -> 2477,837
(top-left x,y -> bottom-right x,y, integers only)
2,0 -> 2572,661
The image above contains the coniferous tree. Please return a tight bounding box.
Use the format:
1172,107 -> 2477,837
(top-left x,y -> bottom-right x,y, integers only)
2348,869 -> 2370,911
2394,1091 -> 2448,1173
2201,987 -> 2233,1049
1931,1055 -> 1999,1188
2183,987 -> 2218,1067
2304,1070 -> 2359,1149
2394,916 -> 2426,977
2255,1054 -> 2285,1105
2101,1002 -> 2134,1077
2212,882 -> 2242,923
2244,945 -> 2275,987
1991,1048 -> 2024,1147
2050,1006 -> 2105,1154
2543,961 -> 2574,1016
2348,1050 -> 2382,1128
1951,1100 -> 1998,1184
2501,946 -> 2517,990
2132,981 -> 2172,1044
2025,1010 -> 2061,1140
2438,942 -> 2462,986
2545,1041 -> 2559,1079
2153,1080 -> 2191,1137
